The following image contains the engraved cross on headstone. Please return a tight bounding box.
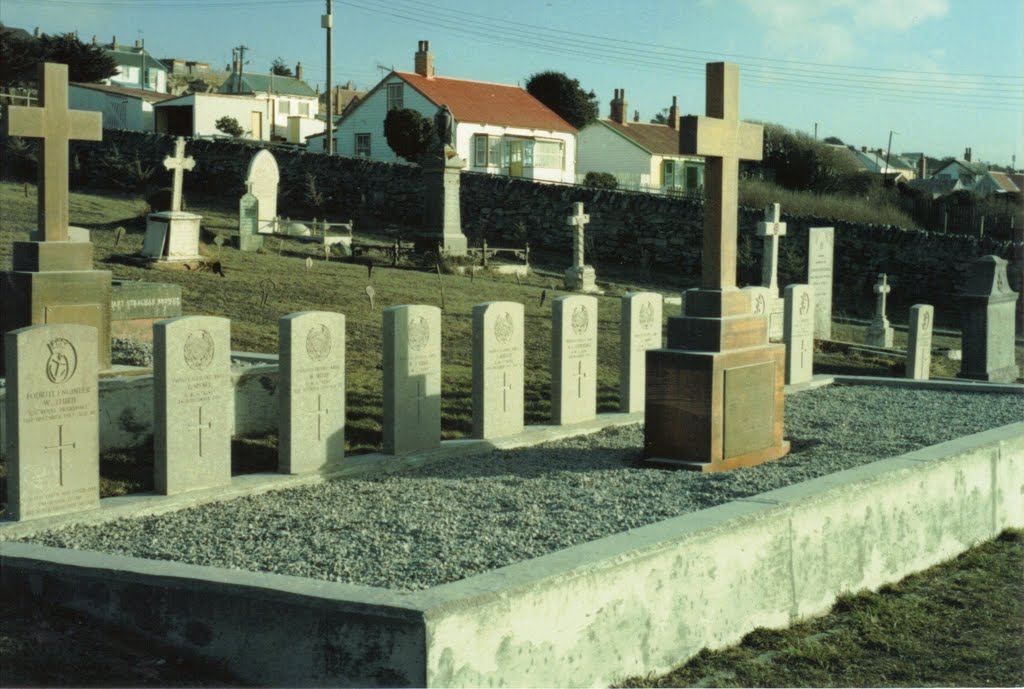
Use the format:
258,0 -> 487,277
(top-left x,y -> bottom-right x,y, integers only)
501,371 -> 514,412
756,203 -> 787,293
3,63 -> 102,241
189,406 -> 213,457
576,359 -> 588,398
681,63 -> 764,289
307,394 -> 329,441
873,273 -> 891,320
44,424 -> 76,486
566,202 -> 590,269
410,379 -> 427,423
163,136 -> 195,213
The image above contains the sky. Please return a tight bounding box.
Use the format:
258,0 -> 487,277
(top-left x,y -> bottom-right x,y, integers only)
3,0 -> 1022,168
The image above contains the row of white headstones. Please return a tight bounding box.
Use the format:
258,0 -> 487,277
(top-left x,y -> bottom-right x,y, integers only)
6,285 -> 830,521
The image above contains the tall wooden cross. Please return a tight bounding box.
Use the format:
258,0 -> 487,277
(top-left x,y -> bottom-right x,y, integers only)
680,63 -> 763,290
3,63 -> 102,242
164,136 -> 195,213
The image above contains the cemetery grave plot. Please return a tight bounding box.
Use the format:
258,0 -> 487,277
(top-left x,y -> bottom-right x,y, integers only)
18,385 -> 1022,591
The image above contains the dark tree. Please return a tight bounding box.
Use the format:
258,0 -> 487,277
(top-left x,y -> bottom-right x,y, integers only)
0,26 -> 42,85
649,108 -> 669,125
37,32 -> 117,83
383,108 -> 435,163
270,57 -> 293,77
215,115 -> 244,138
823,136 -> 845,145
525,71 -> 598,129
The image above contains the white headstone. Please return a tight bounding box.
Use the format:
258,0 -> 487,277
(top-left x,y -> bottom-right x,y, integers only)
4,324 -> 99,521
238,191 -> 263,251
866,273 -> 894,348
619,292 -> 662,413
552,295 -> 598,425
564,202 -> 599,293
906,304 -> 934,380
807,227 -> 834,340
783,284 -> 815,385
163,136 -> 195,213
245,150 -> 279,234
756,203 -> 786,293
383,305 -> 441,454
279,311 -> 346,473
471,301 -> 525,439
154,316 -> 233,495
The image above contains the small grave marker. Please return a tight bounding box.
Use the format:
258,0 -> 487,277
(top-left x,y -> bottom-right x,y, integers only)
383,305 -> 441,454
552,295 -> 598,425
113,226 -> 126,246
906,304 -> 934,380
620,292 -> 663,413
783,284 -> 815,384
866,273 -> 894,348
472,301 -> 525,439
365,285 -> 376,309
305,257 -> 313,271
807,227 -> 834,339
259,279 -> 276,307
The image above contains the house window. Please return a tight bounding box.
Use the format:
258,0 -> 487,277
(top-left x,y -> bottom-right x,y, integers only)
387,83 -> 404,110
473,134 -> 501,167
355,133 -> 371,157
533,140 -> 564,169
297,101 -> 310,116
664,160 -> 703,192
279,100 -> 291,115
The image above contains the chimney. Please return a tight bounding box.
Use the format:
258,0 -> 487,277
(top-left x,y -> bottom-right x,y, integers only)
34,27 -> 40,38
91,35 -> 96,45
112,35 -> 117,49
633,110 -> 639,122
668,95 -> 680,129
134,39 -> 141,49
295,61 -> 303,81
964,147 -> 972,162
414,40 -> 434,77
862,146 -> 867,152
610,88 -> 628,124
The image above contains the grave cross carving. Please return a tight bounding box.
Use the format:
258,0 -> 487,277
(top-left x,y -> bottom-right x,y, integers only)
3,63 -> 102,241
189,406 -> 213,457
44,424 -> 76,486
756,203 -> 787,292
410,379 -> 427,422
873,273 -> 891,320
680,62 -> 764,289
566,202 -> 590,268
307,394 -> 329,441
576,359 -> 588,398
501,371 -> 514,412
163,137 -> 195,213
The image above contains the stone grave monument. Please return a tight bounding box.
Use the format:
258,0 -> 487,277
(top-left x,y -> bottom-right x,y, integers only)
0,62 -> 112,374
620,292 -> 663,413
154,316 -> 233,495
246,150 -> 280,234
756,202 -> 786,340
905,304 -> 934,380
141,137 -> 203,261
552,294 -> 598,425
383,305 -> 442,454
644,62 -> 789,471
866,273 -> 894,348
958,255 -> 1019,383
783,284 -> 815,385
807,227 -> 835,340
238,184 -> 263,251
4,323 -> 99,521
471,301 -> 525,439
279,311 -> 346,473
419,104 -> 468,256
564,202 -> 600,293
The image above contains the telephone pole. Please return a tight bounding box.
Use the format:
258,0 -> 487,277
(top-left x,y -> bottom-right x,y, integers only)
234,44 -> 248,92
323,0 -> 334,154
884,130 -> 897,177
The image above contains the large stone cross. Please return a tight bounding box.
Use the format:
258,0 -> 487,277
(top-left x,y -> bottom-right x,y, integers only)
566,202 -> 590,268
3,63 -> 102,241
873,273 -> 891,319
756,203 -> 787,292
681,62 -> 763,290
163,136 -> 195,213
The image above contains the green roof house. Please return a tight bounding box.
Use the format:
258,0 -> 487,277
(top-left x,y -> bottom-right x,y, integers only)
217,60 -> 321,141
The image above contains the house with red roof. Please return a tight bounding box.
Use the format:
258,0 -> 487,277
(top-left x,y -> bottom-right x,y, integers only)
576,90 -> 704,195
316,41 -> 577,183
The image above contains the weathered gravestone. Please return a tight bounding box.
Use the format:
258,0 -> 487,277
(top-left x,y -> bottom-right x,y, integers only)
0,62 -> 112,375
645,62 -> 789,471
959,255 -> 1019,383
419,106 -> 468,256
906,304 -> 934,380
866,273 -> 895,348
141,137 -> 203,261
279,311 -> 346,474
807,227 -> 834,340
620,292 -> 663,413
4,323 -> 99,521
564,203 -> 599,293
756,203 -> 786,340
783,284 -> 815,385
246,150 -> 279,234
154,316 -> 233,495
238,185 -> 263,251
552,295 -> 598,425
383,305 -> 441,454
472,301 -> 524,439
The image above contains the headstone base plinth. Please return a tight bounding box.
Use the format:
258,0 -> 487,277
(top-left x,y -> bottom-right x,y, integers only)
564,265 -> 601,293
421,150 -> 468,257
13,240 -> 93,271
866,319 -> 894,348
416,232 -> 468,257
141,211 -> 203,261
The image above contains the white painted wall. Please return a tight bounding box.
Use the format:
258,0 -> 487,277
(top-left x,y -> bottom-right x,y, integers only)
69,86 -> 154,131
190,95 -> 273,140
576,122 -> 651,177
287,116 -> 326,144
458,123 -> 576,183
108,64 -> 167,94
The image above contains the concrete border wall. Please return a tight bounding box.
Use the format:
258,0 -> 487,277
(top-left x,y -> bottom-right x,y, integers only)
2,419 -> 1021,687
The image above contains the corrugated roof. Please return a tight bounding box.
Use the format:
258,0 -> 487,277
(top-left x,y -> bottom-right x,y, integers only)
103,46 -> 168,72
71,81 -> 174,103
599,119 -> 691,155
394,71 -> 576,133
218,72 -> 316,98
988,171 -> 1020,193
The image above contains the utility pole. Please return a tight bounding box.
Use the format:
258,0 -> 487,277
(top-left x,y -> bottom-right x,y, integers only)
884,130 -> 897,177
813,122 -> 817,141
235,44 -> 248,92
323,0 -> 334,155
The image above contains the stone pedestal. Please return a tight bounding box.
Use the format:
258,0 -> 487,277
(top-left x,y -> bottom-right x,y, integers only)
141,211 -> 203,261
866,318 -> 894,348
958,255 -> 1019,383
645,288 -> 789,471
0,241 -> 112,374
564,265 -> 599,293
419,149 -> 468,256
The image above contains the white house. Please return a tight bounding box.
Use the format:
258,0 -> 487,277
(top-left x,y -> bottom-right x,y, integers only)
325,41 -> 577,183
69,82 -> 174,131
97,37 -> 169,94
576,92 -> 703,194
153,92 -> 276,140
217,62 -> 323,142
932,149 -> 1019,196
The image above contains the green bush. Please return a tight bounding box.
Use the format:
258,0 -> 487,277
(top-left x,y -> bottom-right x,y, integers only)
215,116 -> 244,138
583,171 -> 618,189
739,178 -> 917,228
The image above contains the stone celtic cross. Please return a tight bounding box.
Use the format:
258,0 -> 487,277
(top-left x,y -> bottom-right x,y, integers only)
163,136 -> 195,213
873,273 -> 891,319
566,202 -> 590,268
3,63 -> 102,241
756,203 -> 787,292
681,63 -> 764,289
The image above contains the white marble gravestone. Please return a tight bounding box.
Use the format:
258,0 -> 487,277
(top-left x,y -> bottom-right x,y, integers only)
246,149 -> 279,234
807,227 -> 834,340
279,311 -> 346,473
552,295 -> 598,425
905,304 -> 934,380
4,323 -> 99,521
756,203 -> 786,340
141,137 -> 203,261
238,188 -> 263,252
383,305 -> 441,454
563,203 -> 599,293
866,273 -> 895,348
619,292 -> 662,413
154,316 -> 233,495
783,284 -> 815,385
472,301 -> 525,439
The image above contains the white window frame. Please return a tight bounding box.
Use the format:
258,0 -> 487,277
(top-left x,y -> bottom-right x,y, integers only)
355,132 -> 371,157
387,82 -> 404,110
278,99 -> 291,115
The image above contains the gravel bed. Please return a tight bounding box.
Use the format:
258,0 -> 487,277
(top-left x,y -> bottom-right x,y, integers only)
22,385 -> 1023,591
